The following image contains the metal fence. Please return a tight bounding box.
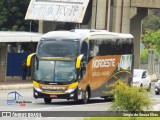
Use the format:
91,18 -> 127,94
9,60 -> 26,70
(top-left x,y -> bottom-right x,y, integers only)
7,53 -> 30,76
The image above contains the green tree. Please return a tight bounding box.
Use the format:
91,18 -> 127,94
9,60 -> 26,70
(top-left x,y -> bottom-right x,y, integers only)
0,0 -> 38,31
142,30 -> 160,52
142,9 -> 160,33
142,9 -> 160,59
140,49 -> 148,62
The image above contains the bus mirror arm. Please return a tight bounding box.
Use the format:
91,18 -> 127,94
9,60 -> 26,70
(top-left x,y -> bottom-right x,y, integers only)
81,61 -> 86,69
36,56 -> 39,70
76,54 -> 84,69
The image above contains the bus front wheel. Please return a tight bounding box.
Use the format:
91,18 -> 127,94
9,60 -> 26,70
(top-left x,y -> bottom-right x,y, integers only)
44,98 -> 52,104
82,89 -> 89,104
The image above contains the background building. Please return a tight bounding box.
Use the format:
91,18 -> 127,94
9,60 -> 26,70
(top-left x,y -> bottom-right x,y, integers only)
25,0 -> 160,69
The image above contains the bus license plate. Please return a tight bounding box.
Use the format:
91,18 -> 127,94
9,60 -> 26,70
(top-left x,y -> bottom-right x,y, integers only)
50,94 -> 57,98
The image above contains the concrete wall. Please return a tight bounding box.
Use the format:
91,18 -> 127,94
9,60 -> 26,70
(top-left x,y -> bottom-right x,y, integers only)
112,0 -> 135,33
131,0 -> 160,8
38,21 -> 57,33
112,0 -> 122,32
0,43 -> 7,82
39,21 -> 91,33
130,8 -> 148,68
91,0 -> 107,29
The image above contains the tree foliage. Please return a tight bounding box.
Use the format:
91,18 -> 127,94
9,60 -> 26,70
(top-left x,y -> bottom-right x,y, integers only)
106,81 -> 151,112
142,9 -> 160,33
142,9 -> 160,53
142,30 -> 160,52
140,49 -> 148,62
0,0 -> 38,31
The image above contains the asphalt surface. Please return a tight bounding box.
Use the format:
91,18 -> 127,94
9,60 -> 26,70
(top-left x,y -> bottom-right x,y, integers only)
0,78 -> 160,120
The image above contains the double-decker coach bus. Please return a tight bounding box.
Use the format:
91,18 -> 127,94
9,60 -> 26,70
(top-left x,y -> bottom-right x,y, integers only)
27,30 -> 134,104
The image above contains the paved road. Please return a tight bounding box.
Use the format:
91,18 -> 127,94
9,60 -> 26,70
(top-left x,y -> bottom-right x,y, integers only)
0,89 -> 112,120
0,83 -> 160,120
0,88 -> 112,112
149,83 -> 160,111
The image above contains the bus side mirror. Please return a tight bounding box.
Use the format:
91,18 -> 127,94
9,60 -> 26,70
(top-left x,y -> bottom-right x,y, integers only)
27,53 -> 36,80
27,53 -> 36,67
76,54 -> 84,69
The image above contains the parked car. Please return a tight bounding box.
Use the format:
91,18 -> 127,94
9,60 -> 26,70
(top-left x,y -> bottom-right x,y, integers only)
133,69 -> 151,91
155,78 -> 160,95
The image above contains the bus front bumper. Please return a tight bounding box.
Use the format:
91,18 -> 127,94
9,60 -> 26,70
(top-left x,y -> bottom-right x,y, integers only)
33,88 -> 78,100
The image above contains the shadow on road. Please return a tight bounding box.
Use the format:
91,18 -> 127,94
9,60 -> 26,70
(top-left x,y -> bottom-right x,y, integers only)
37,98 -> 113,106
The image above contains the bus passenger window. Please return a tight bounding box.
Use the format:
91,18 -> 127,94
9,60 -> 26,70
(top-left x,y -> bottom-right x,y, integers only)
89,40 -> 99,57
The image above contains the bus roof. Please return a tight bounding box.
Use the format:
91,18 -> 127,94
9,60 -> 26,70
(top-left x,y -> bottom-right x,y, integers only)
41,30 -> 134,41
87,31 -> 134,40
41,31 -> 81,40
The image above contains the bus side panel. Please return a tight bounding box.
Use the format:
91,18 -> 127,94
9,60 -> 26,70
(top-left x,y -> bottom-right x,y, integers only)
79,54 -> 133,98
92,69 -> 132,98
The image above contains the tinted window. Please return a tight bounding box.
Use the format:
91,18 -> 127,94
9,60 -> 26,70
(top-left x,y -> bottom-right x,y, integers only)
89,38 -> 133,56
37,39 -> 80,57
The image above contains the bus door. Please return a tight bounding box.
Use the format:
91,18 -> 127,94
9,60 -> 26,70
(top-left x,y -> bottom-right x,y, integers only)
79,41 -> 88,79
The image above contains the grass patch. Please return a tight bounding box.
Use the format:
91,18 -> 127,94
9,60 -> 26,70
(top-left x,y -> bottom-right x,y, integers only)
84,117 -> 160,120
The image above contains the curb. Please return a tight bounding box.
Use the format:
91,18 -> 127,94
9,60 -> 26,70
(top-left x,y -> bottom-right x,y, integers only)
0,84 -> 33,90
153,104 -> 160,111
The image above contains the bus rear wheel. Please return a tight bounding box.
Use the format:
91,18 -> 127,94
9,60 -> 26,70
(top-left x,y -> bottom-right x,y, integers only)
44,98 -> 52,104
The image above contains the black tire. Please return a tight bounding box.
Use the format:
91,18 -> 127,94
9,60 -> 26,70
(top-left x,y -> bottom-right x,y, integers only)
104,97 -> 107,101
82,89 -> 89,104
74,98 -> 79,102
44,98 -> 52,104
73,88 -> 79,102
147,83 -> 151,92
155,92 -> 159,95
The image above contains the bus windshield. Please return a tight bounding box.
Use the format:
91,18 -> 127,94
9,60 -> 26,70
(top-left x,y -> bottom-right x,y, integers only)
34,60 -> 76,83
37,39 -> 79,58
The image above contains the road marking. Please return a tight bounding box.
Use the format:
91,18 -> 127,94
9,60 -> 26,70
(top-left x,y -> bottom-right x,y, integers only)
19,102 -> 108,111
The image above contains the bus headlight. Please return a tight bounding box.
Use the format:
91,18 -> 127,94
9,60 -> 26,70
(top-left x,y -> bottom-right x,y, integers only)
34,86 -> 43,92
65,87 -> 76,93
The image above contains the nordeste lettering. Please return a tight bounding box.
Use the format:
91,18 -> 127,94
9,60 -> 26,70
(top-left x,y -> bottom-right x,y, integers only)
92,59 -> 115,68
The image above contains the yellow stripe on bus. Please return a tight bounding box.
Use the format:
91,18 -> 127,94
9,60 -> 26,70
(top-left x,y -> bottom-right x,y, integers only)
33,80 -> 78,90
108,70 -> 131,81
42,92 -> 66,95
27,53 -> 36,67
76,54 -> 84,69
40,57 -> 73,61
